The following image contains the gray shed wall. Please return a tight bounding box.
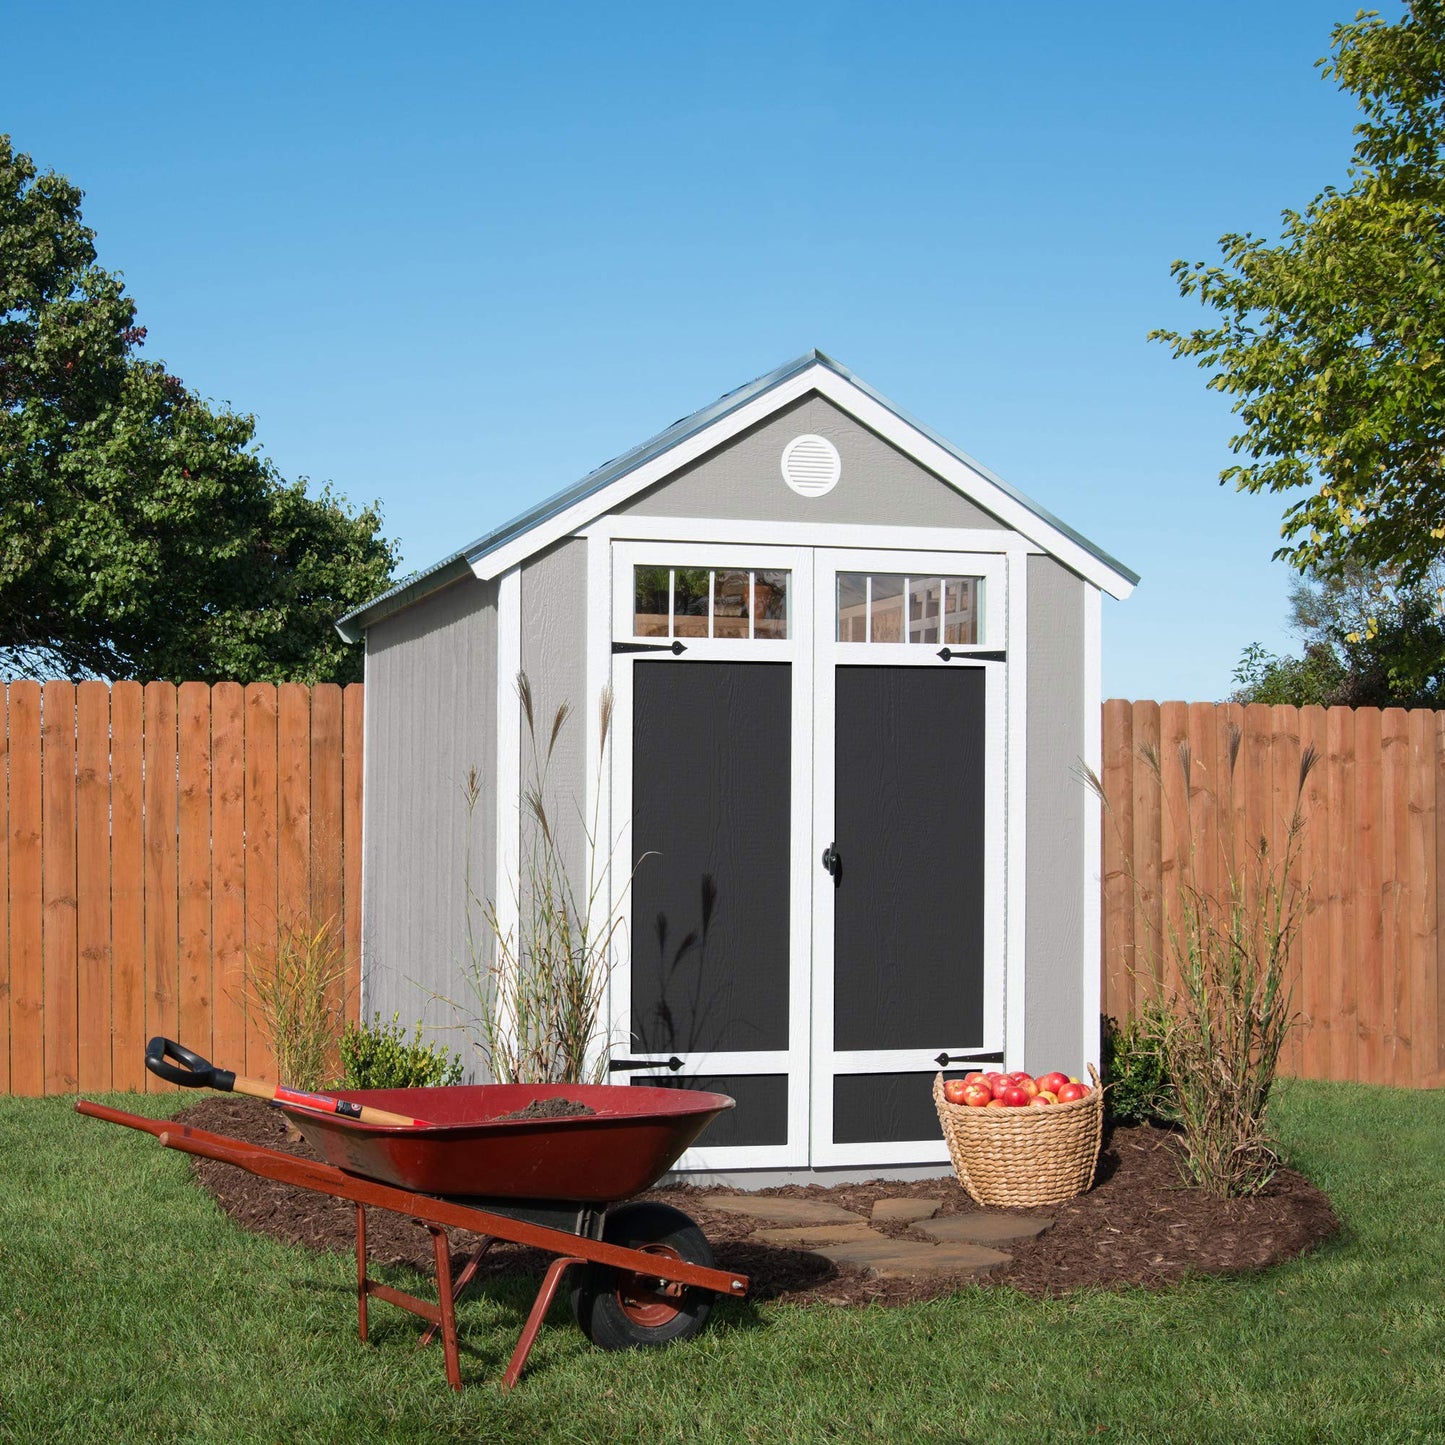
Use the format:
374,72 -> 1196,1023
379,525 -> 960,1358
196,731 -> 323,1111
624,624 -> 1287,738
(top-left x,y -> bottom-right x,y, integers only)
620,393 -> 1007,530
519,538 -> 591,897
362,574 -> 497,1074
1023,555 -> 1088,1076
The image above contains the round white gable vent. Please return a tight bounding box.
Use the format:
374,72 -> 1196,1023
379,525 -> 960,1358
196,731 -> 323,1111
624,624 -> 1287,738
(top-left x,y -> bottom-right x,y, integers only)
780,434 -> 841,497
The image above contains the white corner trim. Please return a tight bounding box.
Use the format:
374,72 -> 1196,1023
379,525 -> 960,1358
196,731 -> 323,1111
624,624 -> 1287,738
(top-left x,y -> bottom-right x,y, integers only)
1081,585 -> 1103,1076
467,360 -> 1135,598
359,640 -> 373,1016
492,567 -> 522,1021
1005,550 -> 1028,1071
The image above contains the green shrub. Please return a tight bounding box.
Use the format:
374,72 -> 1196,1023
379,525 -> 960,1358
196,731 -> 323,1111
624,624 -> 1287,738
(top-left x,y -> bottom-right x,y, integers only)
1102,1009 -> 1176,1126
339,1013 -> 464,1090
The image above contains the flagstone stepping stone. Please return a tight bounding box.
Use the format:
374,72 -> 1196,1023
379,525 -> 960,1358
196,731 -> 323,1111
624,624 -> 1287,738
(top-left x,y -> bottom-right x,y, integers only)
700,1195 -> 865,1226
809,1236 -> 1012,1280
871,1198 -> 942,1225
751,1223 -> 879,1246
914,1213 -> 1054,1246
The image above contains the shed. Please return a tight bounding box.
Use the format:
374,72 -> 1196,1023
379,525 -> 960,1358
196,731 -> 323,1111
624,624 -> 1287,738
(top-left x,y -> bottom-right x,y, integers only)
338,351 -> 1137,1183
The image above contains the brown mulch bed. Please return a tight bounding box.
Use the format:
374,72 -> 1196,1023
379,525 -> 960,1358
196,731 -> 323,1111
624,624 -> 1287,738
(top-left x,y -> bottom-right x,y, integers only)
175,1097 -> 1340,1307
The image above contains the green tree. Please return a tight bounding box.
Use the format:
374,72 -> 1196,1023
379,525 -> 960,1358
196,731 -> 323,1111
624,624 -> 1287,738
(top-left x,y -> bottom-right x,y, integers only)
1231,562 -> 1445,707
1153,3 -> 1445,586
0,136 -> 397,682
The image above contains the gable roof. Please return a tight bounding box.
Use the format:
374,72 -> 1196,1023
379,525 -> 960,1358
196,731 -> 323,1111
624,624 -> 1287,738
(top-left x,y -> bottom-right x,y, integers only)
337,350 -> 1138,640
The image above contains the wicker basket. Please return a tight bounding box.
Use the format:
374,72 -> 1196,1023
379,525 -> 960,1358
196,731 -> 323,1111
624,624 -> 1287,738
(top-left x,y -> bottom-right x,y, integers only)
933,1066 -> 1104,1208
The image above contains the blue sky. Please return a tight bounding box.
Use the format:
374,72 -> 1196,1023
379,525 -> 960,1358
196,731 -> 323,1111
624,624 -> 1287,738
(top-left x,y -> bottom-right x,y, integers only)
7,1 -> 1397,698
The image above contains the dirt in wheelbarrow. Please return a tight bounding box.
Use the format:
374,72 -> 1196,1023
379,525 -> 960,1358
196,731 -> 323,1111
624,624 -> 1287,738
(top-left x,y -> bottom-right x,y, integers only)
177,1099 -> 1339,1307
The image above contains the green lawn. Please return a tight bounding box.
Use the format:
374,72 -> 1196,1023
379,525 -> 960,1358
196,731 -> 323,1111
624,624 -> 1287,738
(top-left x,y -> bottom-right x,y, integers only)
1,1082 -> 1443,1444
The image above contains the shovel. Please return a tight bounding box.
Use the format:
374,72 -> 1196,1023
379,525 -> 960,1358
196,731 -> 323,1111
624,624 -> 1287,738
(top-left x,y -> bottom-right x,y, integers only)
144,1036 -> 432,1127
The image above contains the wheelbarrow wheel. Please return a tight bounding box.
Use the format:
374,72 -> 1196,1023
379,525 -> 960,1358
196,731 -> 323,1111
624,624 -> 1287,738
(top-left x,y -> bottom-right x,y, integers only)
570,1202 -> 715,1351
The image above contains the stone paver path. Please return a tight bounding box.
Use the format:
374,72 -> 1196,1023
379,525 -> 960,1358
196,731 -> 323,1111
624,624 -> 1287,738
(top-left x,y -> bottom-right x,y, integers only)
870,1198 -> 941,1224
914,1214 -> 1053,1246
700,1191 -> 1053,1281
700,1195 -> 863,1226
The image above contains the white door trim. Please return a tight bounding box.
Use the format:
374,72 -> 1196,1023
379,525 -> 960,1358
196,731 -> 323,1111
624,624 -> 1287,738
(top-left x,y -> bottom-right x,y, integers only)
607,539 -> 815,1170
808,547 -> 1011,1168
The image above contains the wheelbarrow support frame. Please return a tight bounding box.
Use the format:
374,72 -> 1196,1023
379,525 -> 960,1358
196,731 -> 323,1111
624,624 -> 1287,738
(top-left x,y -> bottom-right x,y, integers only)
75,1100 -> 748,1391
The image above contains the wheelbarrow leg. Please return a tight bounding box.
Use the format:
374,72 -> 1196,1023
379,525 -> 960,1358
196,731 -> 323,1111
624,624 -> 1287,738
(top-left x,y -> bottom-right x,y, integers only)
429,1225 -> 464,1391
501,1254 -> 587,1391
356,1204 -> 369,1343
418,1237 -> 496,1349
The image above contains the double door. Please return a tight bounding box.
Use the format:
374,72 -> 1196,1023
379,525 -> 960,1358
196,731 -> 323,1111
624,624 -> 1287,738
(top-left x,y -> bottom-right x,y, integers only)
607,542 -> 1006,1169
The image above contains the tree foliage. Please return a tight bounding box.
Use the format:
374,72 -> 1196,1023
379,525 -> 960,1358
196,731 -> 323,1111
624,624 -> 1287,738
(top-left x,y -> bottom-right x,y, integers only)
0,135 -> 397,682
1231,562 -> 1445,707
1153,4 -> 1445,585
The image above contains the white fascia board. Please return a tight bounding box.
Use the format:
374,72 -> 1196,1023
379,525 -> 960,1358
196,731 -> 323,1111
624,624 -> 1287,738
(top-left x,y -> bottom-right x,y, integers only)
466,360 -> 1136,599
467,370 -> 818,581
805,370 -> 1137,600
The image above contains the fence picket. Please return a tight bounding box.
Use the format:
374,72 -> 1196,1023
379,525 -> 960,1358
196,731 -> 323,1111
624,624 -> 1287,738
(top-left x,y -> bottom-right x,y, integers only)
211,684 -> 247,1075
342,684 -> 365,1022
142,683 -> 178,1092
177,684 -> 213,1062
41,683 -> 78,1094
9,684 -> 42,1096
244,685 -> 279,1082
110,684 -> 145,1091
75,682 -> 112,1092
1297,705 -> 1330,1078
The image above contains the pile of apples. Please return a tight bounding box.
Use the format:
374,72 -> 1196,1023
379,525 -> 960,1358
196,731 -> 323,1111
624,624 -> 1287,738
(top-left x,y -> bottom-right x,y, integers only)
943,1070 -> 1090,1109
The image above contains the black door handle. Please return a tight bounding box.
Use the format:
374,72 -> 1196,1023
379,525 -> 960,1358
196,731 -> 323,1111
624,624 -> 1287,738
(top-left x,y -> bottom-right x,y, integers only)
821,843 -> 841,882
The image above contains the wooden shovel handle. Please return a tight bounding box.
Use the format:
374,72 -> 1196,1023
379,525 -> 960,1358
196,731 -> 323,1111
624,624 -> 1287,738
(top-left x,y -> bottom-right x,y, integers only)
236,1076 -> 424,1129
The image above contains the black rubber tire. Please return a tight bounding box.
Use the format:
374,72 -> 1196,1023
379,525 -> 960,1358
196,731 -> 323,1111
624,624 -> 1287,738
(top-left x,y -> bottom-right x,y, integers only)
569,1202 -> 716,1351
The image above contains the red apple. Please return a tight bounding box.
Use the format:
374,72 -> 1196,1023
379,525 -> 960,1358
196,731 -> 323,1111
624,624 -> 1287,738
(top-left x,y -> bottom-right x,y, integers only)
1017,1077 -> 1040,1098
962,1082 -> 992,1107
985,1098 -> 1006,1109
1000,1085 -> 1030,1107
1037,1071 -> 1069,1095
1027,1094 -> 1054,1107
962,1072 -> 987,1087
1056,1082 -> 1089,1103
943,1078 -> 969,1105
985,1072 -> 1006,1092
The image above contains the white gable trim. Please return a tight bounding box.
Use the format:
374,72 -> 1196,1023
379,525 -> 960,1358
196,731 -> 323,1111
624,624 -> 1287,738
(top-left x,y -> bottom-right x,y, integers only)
466,362 -> 1136,600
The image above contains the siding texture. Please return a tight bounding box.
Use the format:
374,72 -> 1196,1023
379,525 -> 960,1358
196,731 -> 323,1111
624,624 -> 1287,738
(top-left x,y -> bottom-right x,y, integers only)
362,574 -> 498,1071
1023,555 -> 1088,1074
620,393 -> 1008,530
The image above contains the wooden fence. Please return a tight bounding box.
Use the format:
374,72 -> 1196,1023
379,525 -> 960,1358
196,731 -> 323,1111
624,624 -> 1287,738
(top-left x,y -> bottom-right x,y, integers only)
1101,700 -> 1444,1090
0,681 -> 363,1096
5,685 -> 1443,1095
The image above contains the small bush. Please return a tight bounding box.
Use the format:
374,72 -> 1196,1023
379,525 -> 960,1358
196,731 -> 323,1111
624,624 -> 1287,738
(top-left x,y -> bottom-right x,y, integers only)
248,916 -> 349,1092
1102,1010 -> 1176,1126
340,1012 -> 464,1090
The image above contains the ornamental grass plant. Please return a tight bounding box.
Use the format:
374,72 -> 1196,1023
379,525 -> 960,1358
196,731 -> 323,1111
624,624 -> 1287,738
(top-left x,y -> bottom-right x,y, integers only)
1087,724 -> 1318,1198
459,673 -> 630,1085
245,914 -> 350,1092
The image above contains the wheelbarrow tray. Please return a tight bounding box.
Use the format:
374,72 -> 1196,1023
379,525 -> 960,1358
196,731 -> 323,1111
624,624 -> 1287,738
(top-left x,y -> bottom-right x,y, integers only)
280,1082 -> 733,1202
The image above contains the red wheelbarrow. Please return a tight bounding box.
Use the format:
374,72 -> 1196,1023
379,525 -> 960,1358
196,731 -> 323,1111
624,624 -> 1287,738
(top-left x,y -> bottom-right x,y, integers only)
77,1042 -> 749,1392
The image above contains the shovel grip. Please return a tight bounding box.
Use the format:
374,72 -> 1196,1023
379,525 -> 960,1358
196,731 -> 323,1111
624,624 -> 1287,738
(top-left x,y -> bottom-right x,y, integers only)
145,1037 -> 236,1091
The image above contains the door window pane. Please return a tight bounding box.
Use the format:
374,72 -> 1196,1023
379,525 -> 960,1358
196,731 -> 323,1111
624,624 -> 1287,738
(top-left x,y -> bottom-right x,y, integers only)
673,568 -> 710,638
944,577 -> 979,645
634,567 -> 671,637
836,572 -> 984,646
837,573 -> 868,642
754,570 -> 789,640
869,575 -> 904,643
908,577 -> 942,644
713,570 -> 751,639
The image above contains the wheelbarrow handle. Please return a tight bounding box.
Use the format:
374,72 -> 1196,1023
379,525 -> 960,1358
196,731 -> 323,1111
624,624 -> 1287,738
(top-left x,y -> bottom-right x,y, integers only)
144,1036 -> 429,1128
